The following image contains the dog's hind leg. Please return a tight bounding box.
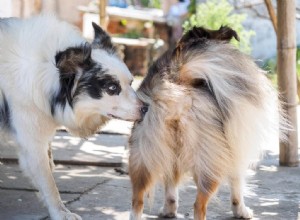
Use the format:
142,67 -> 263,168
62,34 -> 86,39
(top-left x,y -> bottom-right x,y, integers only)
159,169 -> 180,218
48,142 -> 55,172
159,181 -> 178,218
129,158 -> 153,220
229,175 -> 253,219
193,176 -> 219,220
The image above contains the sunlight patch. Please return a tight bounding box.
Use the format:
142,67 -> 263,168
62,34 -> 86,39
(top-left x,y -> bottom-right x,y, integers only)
261,212 -> 278,216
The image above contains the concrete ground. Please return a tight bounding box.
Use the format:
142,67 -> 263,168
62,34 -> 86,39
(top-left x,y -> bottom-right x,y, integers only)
0,119 -> 300,220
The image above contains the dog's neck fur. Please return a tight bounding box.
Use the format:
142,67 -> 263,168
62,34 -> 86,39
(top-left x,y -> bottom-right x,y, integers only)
52,101 -> 109,138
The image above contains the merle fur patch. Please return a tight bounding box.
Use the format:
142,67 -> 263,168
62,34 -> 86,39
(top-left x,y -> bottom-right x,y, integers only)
52,44 -> 94,114
52,44 -> 121,115
74,72 -> 121,99
55,43 -> 93,74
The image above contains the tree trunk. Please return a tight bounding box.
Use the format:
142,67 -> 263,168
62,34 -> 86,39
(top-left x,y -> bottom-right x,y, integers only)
277,0 -> 299,166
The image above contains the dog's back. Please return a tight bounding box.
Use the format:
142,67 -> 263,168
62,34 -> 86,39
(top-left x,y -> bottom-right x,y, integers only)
0,15 -> 85,113
0,15 -> 84,60
130,28 -> 283,182
129,26 -> 285,219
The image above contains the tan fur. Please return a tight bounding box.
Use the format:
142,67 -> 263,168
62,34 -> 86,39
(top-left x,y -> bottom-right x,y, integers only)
194,181 -> 219,220
129,27 -> 285,220
71,108 -> 109,138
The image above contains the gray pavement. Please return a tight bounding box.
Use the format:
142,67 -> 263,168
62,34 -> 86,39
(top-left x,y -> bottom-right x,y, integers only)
0,119 -> 300,220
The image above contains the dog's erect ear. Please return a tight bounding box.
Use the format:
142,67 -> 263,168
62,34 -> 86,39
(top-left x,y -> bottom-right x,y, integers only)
179,26 -> 239,44
55,43 -> 92,74
173,26 -> 239,63
214,26 -> 239,41
91,22 -> 115,52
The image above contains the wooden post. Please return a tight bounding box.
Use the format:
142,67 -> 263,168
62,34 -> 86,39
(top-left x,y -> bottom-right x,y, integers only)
265,0 -> 300,115
99,0 -> 107,30
277,0 -> 299,166
264,0 -> 277,34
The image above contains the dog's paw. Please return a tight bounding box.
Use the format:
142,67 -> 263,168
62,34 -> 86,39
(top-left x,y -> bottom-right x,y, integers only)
59,211 -> 82,220
232,205 -> 253,219
159,207 -> 177,218
129,211 -> 143,220
50,204 -> 82,220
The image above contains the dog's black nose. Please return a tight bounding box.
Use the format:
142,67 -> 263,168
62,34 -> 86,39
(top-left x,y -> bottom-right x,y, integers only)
140,105 -> 148,116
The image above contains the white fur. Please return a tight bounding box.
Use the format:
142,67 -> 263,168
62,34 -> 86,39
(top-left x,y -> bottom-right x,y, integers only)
129,39 -> 285,219
0,15 -> 140,220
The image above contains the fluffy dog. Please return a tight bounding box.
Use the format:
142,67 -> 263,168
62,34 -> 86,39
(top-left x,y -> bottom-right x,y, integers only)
128,26 -> 285,220
0,15 -> 144,219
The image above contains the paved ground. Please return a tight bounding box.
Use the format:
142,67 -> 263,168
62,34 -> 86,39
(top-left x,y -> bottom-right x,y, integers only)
0,118 -> 300,220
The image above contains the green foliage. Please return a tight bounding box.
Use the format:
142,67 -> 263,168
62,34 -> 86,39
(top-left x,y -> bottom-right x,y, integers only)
297,46 -> 300,75
188,0 -> 197,14
140,0 -> 161,8
183,0 -> 255,54
263,58 -> 277,86
116,29 -> 142,39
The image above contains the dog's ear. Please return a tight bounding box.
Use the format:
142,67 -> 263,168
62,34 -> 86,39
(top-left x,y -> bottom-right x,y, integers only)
179,26 -> 239,44
172,26 -> 239,64
91,22 -> 115,52
55,43 -> 92,108
212,26 -> 239,41
55,43 -> 92,74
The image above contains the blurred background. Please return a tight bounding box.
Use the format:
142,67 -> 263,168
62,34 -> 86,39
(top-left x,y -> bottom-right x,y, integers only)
0,0 -> 300,81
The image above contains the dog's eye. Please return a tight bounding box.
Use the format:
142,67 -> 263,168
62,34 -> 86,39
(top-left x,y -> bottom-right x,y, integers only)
106,83 -> 121,96
108,84 -> 117,91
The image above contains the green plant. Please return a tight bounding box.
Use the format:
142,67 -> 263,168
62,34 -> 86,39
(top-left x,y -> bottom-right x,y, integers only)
263,58 -> 277,86
183,0 -> 255,54
297,46 -> 300,75
116,29 -> 142,39
140,0 -> 161,8
188,0 -> 197,14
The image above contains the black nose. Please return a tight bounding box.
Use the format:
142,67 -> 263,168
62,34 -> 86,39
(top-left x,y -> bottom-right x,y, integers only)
140,105 -> 148,116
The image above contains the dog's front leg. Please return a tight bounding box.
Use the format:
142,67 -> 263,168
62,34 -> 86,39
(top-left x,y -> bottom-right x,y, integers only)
15,128 -> 81,220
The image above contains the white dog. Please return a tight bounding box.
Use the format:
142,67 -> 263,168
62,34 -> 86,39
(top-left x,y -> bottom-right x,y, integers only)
0,15 -> 145,219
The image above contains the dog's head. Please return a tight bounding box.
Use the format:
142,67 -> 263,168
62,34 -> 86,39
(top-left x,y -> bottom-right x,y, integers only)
53,23 -> 143,136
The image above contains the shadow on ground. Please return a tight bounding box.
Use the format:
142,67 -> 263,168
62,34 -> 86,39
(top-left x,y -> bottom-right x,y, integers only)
0,147 -> 299,219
